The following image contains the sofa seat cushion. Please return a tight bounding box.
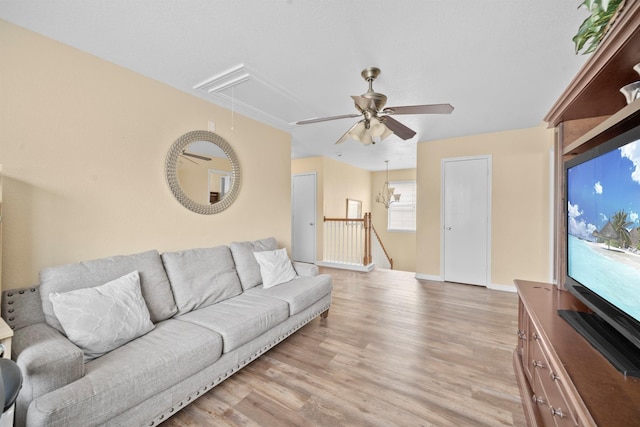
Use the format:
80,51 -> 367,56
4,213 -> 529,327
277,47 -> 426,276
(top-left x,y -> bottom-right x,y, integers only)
245,274 -> 333,316
40,250 -> 177,333
27,319 -> 222,426
229,237 -> 277,290
176,293 -> 288,353
162,245 -> 243,315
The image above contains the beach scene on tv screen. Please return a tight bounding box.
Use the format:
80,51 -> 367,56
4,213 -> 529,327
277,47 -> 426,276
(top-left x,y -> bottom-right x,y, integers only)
567,139 -> 640,323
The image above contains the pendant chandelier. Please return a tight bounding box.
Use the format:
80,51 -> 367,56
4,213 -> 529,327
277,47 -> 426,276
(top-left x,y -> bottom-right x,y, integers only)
376,160 -> 400,209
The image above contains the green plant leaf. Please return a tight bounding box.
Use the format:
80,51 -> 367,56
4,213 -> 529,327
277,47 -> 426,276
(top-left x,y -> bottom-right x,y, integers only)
573,0 -> 623,54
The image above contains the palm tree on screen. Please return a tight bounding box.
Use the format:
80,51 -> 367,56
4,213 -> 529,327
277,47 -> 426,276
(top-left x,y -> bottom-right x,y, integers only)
611,210 -> 632,249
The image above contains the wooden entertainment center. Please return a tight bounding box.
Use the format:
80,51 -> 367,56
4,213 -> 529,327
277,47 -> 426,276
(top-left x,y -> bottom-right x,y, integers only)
514,3 -> 640,426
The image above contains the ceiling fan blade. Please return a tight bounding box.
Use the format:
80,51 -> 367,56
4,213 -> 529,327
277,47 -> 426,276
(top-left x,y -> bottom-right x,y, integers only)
381,116 -> 417,140
183,152 -> 211,161
180,155 -> 199,165
383,103 -> 454,115
297,113 -> 361,125
351,95 -> 376,112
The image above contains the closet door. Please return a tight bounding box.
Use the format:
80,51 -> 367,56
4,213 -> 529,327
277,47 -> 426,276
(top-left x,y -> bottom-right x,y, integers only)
442,156 -> 491,286
292,173 -> 316,263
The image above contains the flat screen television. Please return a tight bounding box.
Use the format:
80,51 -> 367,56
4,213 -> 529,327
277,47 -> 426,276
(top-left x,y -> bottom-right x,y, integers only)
561,122 -> 640,377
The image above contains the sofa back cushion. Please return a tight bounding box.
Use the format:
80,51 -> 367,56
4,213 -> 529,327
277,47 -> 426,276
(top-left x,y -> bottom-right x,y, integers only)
229,237 -> 277,290
40,250 -> 178,333
161,245 -> 243,315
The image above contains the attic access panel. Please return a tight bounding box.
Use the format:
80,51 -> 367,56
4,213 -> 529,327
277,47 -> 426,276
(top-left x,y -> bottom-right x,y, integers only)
194,64 -> 316,126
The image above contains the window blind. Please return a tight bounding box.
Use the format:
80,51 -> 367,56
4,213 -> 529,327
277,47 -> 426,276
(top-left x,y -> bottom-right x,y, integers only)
387,180 -> 416,232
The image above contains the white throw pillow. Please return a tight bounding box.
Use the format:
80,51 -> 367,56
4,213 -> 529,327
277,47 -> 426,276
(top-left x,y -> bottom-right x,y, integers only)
253,248 -> 297,288
49,270 -> 155,361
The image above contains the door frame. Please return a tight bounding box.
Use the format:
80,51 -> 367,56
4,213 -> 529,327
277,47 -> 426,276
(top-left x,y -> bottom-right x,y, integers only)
291,172 -> 317,263
440,155 -> 492,286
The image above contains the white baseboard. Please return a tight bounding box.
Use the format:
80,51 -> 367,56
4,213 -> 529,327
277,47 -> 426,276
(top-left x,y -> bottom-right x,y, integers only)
316,261 -> 375,272
415,273 -> 443,282
415,273 -> 517,293
487,283 -> 517,293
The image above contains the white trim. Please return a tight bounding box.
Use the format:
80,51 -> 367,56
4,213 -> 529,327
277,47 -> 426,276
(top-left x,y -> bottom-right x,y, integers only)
415,273 -> 443,282
206,74 -> 250,93
316,261 -> 375,272
193,63 -> 246,90
487,283 -> 517,293
415,273 -> 515,292
549,147 -> 556,284
292,172 -> 317,264
440,155 -> 492,287
487,156 -> 493,288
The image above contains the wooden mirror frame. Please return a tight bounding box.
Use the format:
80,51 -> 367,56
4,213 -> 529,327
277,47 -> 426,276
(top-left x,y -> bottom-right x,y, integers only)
165,130 -> 241,214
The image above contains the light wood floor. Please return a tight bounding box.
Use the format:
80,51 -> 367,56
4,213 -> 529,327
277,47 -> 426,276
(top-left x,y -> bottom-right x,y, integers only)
163,268 -> 526,427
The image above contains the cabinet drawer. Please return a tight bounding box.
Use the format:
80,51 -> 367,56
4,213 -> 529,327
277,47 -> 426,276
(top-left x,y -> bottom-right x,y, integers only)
531,332 -> 578,426
521,309 -> 534,384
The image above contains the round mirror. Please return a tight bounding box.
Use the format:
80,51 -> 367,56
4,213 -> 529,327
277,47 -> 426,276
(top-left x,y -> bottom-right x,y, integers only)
166,130 -> 240,214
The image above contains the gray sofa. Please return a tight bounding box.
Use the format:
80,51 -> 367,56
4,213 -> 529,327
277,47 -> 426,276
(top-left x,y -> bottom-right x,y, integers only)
0,238 -> 332,426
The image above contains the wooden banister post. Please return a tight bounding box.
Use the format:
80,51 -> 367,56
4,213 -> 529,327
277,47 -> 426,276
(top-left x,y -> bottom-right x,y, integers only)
364,212 -> 372,265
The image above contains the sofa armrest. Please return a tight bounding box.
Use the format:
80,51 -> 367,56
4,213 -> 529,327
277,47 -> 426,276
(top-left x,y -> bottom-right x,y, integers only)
292,261 -> 319,277
2,286 -> 46,331
13,322 -> 85,425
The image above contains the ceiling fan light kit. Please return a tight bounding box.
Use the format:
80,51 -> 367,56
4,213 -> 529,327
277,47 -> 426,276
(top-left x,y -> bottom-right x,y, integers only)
336,117 -> 394,146
296,67 -> 454,146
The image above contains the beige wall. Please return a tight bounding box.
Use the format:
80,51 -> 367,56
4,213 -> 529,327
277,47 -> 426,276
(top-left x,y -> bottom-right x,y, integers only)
292,156 -> 371,262
371,168 -> 417,272
416,126 -> 554,287
323,157 -> 371,218
0,20 -> 293,289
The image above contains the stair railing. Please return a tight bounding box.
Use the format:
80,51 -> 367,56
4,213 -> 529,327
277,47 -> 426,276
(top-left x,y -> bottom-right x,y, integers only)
321,212 -> 392,270
370,219 -> 393,269
322,216 -> 367,266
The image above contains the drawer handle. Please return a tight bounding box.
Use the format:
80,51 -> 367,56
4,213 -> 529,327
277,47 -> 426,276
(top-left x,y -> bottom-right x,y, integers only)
550,406 -> 565,418
517,329 -> 526,339
532,332 -> 539,340
532,360 -> 545,369
532,394 -> 546,405
550,371 -> 559,381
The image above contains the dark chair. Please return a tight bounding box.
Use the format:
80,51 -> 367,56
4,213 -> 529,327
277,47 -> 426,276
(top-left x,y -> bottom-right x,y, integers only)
0,358 -> 22,426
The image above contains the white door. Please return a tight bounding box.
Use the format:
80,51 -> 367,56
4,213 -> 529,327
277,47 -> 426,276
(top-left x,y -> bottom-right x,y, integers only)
292,173 -> 316,263
442,156 -> 491,286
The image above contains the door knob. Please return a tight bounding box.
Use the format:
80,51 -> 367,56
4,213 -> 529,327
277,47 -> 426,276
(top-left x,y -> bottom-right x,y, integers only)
309,222 -> 314,226
446,226 -> 452,230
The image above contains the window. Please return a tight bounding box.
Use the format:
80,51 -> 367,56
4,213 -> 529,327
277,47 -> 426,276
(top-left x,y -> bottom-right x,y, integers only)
387,180 -> 416,232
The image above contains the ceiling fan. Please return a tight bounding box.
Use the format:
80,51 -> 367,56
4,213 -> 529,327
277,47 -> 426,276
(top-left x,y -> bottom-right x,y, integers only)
180,150 -> 211,164
296,67 -> 454,145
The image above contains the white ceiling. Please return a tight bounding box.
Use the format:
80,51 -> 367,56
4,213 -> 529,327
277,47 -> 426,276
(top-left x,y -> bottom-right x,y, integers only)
0,1 -> 589,171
